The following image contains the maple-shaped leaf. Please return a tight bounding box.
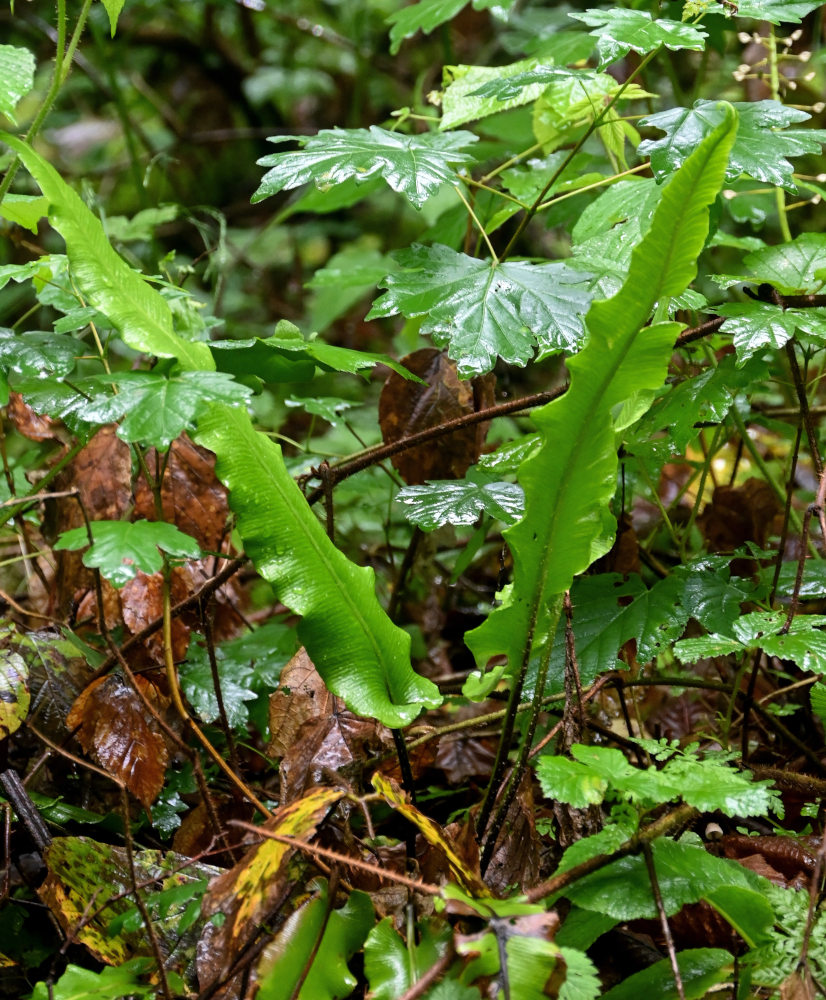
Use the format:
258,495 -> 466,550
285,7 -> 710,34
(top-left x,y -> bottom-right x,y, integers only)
739,232 -> 826,293
717,301 -> 826,363
438,60 -> 586,129
386,0 -> 514,54
734,0 -> 821,22
368,244 -> 593,376
675,611 -> 826,674
0,329 -> 78,381
396,476 -> 524,530
252,126 -> 478,210
77,370 -> 253,450
569,9 -> 707,69
55,520 -> 201,587
639,100 -> 826,192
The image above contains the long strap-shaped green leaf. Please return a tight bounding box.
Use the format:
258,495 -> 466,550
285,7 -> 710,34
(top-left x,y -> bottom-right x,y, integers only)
465,105 -> 738,696
196,405 -> 442,727
0,133 -> 213,372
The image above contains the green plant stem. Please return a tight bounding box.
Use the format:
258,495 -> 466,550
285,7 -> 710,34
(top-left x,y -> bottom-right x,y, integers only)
499,48 -> 658,262
0,0 -> 94,206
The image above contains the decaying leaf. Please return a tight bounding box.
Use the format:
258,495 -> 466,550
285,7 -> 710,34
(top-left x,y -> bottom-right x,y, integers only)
269,648 -> 392,803
39,835 -> 217,974
133,434 -> 230,551
7,390 -> 65,442
198,786 -> 345,992
378,348 -> 495,484
0,645 -> 29,739
67,671 -> 170,809
372,772 -> 490,897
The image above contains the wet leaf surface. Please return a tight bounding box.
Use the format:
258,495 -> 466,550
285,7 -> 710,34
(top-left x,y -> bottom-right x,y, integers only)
67,672 -> 170,809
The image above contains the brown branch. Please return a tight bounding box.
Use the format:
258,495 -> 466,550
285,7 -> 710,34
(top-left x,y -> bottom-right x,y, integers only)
305,388 -> 565,506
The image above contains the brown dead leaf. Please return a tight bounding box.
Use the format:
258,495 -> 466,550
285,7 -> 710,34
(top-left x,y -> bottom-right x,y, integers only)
67,672 -> 170,809
133,435 -> 229,551
269,648 -> 392,803
120,570 -> 189,665
7,391 -> 66,442
781,969 -> 817,1000
43,425 -> 133,617
482,774 -> 541,896
378,348 -> 495,484
699,477 -> 781,554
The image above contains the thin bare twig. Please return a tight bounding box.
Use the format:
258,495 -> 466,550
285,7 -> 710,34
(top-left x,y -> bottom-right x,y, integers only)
643,840 -> 685,1000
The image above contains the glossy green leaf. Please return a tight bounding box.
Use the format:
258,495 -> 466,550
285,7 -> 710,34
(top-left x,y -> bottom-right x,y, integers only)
396,477 -> 524,530
639,100 -> 826,192
211,324 -> 416,383
735,0 -> 821,22
467,64 -> 589,107
675,611 -> 826,673
368,244 -> 593,376
717,301 -> 826,363
252,127 -> 478,210
566,837 -> 763,919
0,135 -> 214,371
628,355 -> 765,468
0,45 -> 35,124
79,370 -> 253,449
439,60 -> 586,129
385,0 -> 513,55
364,917 -> 454,1000
601,949 -> 733,1000
30,960 -> 155,1000
705,886 -> 775,948
0,329 -> 78,380
178,648 -> 258,729
55,520 -> 202,588
0,193 -> 48,232
464,107 -> 738,694
256,879 -> 373,1000
740,232 -> 826,293
195,405 -> 441,727
568,10 -> 706,69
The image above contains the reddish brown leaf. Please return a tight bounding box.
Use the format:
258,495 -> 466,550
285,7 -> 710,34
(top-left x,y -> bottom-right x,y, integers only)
481,774 -> 541,896
67,672 -> 170,809
699,477 -> 781,554
378,348 -> 495,484
7,391 -> 66,442
269,648 -> 391,803
120,570 -> 189,665
44,425 -> 133,617
133,435 -> 229,551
